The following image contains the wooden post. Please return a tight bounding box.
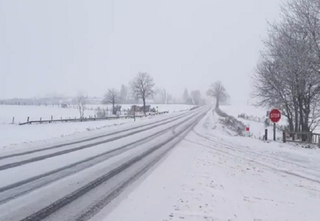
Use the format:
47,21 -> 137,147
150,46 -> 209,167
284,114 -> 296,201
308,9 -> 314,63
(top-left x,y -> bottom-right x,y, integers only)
12,117 -> 15,124
27,117 -> 29,122
133,105 -> 136,122
308,133 -> 312,143
265,129 -> 268,141
51,115 -> 53,120
283,131 -> 286,143
292,133 -> 295,141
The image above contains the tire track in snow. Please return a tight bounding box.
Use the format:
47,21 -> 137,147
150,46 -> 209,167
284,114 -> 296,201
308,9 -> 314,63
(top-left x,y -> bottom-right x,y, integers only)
0,118 -> 184,205
0,110 -> 198,171
191,130 -> 320,185
0,110 -> 193,161
14,109 -> 207,221
194,129 -> 317,172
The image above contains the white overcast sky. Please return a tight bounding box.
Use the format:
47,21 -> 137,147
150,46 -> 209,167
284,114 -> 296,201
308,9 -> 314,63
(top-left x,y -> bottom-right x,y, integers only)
0,0 -> 282,104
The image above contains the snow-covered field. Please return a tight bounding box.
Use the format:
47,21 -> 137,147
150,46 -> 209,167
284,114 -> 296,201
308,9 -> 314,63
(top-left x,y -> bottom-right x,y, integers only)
0,104 -> 193,150
0,104 -> 193,124
87,104 -> 195,114
103,108 -> 320,221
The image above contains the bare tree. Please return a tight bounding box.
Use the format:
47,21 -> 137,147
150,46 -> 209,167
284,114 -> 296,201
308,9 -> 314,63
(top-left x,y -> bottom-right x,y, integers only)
157,88 -> 172,104
102,88 -> 119,115
130,72 -> 155,114
76,92 -> 88,119
252,0 -> 320,137
182,88 -> 189,104
120,84 -> 128,103
167,93 -> 173,104
207,81 -> 229,109
190,90 -> 202,106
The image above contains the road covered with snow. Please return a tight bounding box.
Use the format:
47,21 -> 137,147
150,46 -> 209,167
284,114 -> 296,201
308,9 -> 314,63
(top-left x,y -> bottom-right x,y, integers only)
1,106 -> 320,221
0,107 -> 207,221
103,108 -> 320,221
0,104 -> 193,150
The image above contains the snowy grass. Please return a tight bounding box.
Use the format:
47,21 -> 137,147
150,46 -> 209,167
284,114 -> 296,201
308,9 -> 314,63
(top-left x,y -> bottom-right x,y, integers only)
0,104 -> 193,124
215,107 -> 246,136
0,118 -> 132,150
220,104 -> 285,140
86,104 -> 194,113
0,104 -> 193,150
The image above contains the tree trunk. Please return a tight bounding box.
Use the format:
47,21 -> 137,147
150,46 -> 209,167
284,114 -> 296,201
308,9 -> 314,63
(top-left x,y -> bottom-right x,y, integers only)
143,98 -> 146,115
294,107 -> 299,132
303,95 -> 311,133
304,107 -> 310,133
283,103 -> 293,133
293,97 -> 299,132
215,97 -> 219,109
298,99 -> 307,140
288,116 -> 294,132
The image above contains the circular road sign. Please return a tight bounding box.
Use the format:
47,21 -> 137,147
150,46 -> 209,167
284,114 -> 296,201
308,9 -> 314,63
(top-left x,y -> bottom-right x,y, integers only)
269,109 -> 281,123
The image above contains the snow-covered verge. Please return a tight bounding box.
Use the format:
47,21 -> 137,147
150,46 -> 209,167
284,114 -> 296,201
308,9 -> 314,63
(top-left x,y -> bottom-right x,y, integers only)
101,109 -> 320,221
215,107 -> 246,136
87,104 -> 195,114
0,104 -> 193,124
0,104 -> 193,150
0,112 -> 183,152
220,104 -> 285,140
0,119 -> 130,150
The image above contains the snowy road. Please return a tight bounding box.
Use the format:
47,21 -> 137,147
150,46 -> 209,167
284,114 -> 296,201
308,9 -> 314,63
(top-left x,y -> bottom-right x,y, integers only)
103,109 -> 320,221
0,107 -> 208,221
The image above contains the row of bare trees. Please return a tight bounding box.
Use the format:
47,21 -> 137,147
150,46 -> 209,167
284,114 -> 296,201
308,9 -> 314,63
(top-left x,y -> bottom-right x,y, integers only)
77,72 -> 209,118
103,72 -> 156,115
252,0 -> 320,136
181,88 -> 205,105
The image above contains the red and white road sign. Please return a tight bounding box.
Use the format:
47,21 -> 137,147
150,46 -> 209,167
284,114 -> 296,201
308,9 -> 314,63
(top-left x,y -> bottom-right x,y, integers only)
269,109 -> 281,123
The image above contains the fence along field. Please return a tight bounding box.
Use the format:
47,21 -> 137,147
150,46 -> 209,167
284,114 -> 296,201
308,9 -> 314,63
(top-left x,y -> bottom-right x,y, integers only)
0,104 -> 193,125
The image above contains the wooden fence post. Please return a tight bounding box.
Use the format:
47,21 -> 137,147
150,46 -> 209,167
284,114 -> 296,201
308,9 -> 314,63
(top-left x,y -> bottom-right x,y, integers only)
308,133 -> 312,143
292,133 -> 295,141
12,117 -> 15,124
283,131 -> 286,143
265,129 -> 268,141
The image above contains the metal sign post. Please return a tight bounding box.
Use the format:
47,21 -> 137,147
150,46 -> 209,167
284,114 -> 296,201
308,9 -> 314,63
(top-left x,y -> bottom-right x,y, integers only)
269,109 -> 281,141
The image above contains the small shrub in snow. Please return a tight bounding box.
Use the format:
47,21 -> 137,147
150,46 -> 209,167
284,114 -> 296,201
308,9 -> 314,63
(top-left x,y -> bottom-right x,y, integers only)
95,107 -> 107,118
216,108 -> 246,136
